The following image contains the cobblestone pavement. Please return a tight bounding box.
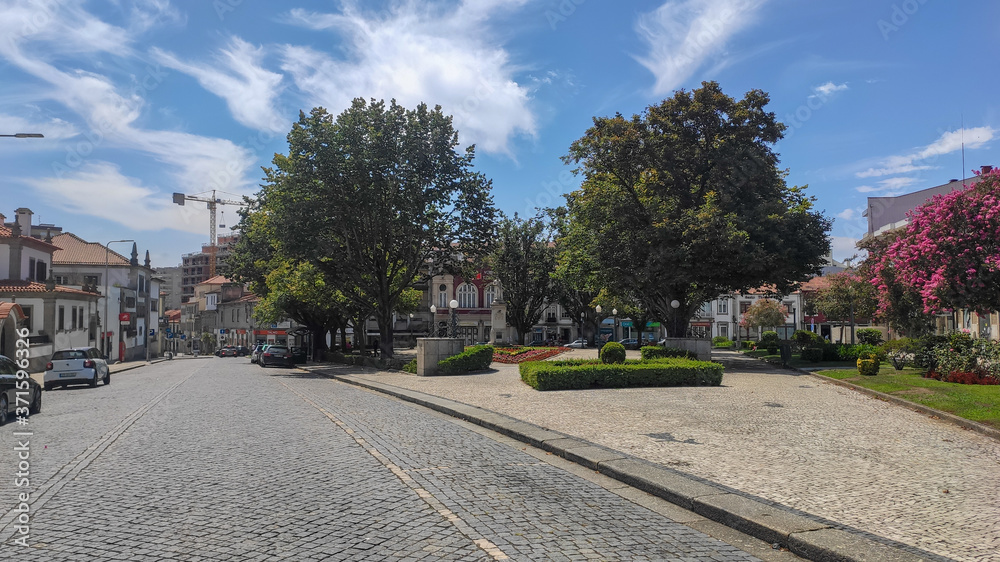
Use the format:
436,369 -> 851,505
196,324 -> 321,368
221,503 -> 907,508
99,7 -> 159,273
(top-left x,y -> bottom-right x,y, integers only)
335,349 -> 1000,562
1,357 -> 783,561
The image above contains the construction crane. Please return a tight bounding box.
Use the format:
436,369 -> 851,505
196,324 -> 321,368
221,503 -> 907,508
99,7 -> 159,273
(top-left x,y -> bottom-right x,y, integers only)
172,190 -> 244,277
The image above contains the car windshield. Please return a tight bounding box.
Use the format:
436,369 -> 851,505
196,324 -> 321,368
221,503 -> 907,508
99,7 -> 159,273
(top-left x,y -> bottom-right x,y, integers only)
267,346 -> 288,353
52,350 -> 88,360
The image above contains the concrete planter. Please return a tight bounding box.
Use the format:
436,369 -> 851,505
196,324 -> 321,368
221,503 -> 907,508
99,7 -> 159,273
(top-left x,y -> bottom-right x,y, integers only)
658,338 -> 712,361
416,338 -> 465,376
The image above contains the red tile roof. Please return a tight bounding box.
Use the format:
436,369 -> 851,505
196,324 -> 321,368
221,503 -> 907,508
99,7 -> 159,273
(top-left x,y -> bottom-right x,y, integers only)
200,275 -> 233,285
0,280 -> 100,297
800,276 -> 832,292
164,309 -> 181,322
51,233 -> 130,265
0,302 -> 26,321
0,225 -> 61,253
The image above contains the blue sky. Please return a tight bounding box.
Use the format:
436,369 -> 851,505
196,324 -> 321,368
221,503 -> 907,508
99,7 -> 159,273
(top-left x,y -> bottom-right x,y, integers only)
1,0 -> 998,269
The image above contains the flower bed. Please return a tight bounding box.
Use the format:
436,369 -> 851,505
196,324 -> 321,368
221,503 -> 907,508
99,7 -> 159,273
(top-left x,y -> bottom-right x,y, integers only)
492,347 -> 566,364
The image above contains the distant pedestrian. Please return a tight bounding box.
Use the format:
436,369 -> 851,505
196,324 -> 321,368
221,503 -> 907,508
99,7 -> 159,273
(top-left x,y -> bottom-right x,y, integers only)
371,340 -> 379,357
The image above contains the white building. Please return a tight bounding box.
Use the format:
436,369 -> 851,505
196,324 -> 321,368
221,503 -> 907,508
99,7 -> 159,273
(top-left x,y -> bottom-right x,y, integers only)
50,232 -> 160,362
0,209 -> 102,371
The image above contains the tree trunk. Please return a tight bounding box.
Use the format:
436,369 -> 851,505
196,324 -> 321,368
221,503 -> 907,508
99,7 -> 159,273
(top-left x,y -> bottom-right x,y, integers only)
339,322 -> 349,353
310,327 -> 327,361
377,309 -> 394,359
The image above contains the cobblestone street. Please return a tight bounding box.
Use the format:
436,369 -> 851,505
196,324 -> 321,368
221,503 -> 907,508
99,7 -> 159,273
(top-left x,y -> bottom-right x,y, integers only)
336,350 -> 1000,562
0,358 -> 782,561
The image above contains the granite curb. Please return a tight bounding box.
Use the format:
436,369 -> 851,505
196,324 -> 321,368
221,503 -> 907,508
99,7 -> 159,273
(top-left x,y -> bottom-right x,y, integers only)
305,365 -> 937,562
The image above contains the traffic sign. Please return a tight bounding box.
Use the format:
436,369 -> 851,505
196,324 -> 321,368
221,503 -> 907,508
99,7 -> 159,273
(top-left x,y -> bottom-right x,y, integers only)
119,312 -> 131,324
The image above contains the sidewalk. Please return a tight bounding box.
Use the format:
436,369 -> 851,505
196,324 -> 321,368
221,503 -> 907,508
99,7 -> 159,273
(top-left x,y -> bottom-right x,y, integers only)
306,350 -> 999,562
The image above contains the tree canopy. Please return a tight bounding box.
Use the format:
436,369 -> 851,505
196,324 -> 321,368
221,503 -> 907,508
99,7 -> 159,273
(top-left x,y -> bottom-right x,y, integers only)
486,214 -> 557,345
563,81 -> 831,336
740,299 -> 787,332
256,98 -> 497,357
869,168 -> 1000,315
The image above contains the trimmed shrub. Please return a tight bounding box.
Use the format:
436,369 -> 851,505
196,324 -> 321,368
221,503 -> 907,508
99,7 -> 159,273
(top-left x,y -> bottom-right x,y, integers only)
711,336 -> 733,348
741,340 -> 755,350
792,329 -> 822,348
402,359 -> 417,373
857,358 -> 880,376
436,345 -> 494,375
760,331 -> 780,346
914,335 -> 948,370
599,341 -> 626,364
519,358 -> 723,391
800,347 -> 823,362
821,343 -> 841,362
856,328 -> 885,346
880,338 -> 917,370
838,343 -> 886,362
641,345 -> 696,361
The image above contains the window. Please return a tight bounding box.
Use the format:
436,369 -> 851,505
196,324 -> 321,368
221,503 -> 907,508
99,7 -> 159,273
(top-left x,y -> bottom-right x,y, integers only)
58,306 -> 65,330
85,274 -> 100,286
438,284 -> 448,308
72,307 -> 78,330
125,297 -> 136,308
35,260 -> 46,282
718,299 -> 728,315
138,274 -> 145,293
151,300 -> 158,312
484,284 -> 498,307
22,305 -> 32,332
740,301 -> 752,314
55,275 -> 68,285
719,324 -> 728,338
457,283 -> 477,308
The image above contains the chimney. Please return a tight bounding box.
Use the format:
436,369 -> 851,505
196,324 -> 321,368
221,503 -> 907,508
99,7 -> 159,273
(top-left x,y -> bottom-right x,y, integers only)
982,165 -> 994,175
15,208 -> 33,236
0,212 -> 6,226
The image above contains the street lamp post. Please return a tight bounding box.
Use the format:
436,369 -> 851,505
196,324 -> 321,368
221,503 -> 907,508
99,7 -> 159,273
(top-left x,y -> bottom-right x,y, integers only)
449,299 -> 459,340
612,308 -> 618,342
594,305 -> 602,346
104,240 -> 134,362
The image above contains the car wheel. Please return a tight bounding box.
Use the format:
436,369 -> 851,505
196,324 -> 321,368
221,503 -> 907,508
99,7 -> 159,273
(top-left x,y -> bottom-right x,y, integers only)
44,382 -> 52,391
29,390 -> 41,415
104,371 -> 111,385
0,395 -> 7,426
90,372 -> 98,387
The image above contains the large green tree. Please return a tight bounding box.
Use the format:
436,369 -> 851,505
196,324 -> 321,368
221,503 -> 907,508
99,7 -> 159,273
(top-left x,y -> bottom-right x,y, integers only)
812,269 -> 878,344
487,214 -> 557,345
261,99 -> 497,358
563,82 -> 831,337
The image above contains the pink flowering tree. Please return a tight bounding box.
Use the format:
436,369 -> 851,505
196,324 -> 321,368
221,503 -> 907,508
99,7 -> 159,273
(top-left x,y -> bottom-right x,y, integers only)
871,168 -> 1000,315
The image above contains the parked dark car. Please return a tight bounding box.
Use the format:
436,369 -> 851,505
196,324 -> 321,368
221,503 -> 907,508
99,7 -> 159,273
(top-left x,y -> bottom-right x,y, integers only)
236,346 -> 250,357
0,354 -> 42,425
260,345 -> 294,368
618,338 -> 640,350
290,347 -> 308,364
217,346 -> 238,357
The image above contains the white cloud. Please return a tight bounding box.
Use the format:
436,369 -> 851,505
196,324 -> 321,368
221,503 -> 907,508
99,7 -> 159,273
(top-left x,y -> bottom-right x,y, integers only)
836,208 -> 856,220
856,177 -> 917,194
279,1 -> 536,155
23,161 -> 208,234
0,113 -> 78,141
634,0 -> 767,96
811,81 -> 847,99
0,3 -> 260,217
856,126 -> 995,178
152,37 -> 286,132
830,236 -> 863,263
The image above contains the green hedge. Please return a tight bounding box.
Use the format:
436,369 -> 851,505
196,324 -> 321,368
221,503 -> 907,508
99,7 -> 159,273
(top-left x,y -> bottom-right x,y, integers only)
436,345 -> 494,375
800,347 -> 823,362
402,359 -> 417,373
641,345 -> 696,361
323,350 -> 408,370
519,358 -> 723,391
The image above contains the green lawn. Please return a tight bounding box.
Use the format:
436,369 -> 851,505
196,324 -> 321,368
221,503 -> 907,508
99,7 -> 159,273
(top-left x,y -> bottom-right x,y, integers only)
814,365 -> 1000,430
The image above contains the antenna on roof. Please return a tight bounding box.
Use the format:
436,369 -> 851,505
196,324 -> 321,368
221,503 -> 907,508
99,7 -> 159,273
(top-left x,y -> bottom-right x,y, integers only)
961,114 -> 966,188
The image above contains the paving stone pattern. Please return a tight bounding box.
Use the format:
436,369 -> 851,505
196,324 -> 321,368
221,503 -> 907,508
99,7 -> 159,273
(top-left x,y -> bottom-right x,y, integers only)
340,350 -> 1000,562
1,359 -> 761,561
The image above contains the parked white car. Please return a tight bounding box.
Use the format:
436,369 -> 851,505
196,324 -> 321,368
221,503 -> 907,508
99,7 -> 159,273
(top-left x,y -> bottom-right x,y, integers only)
43,347 -> 110,390
562,338 -> 588,349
